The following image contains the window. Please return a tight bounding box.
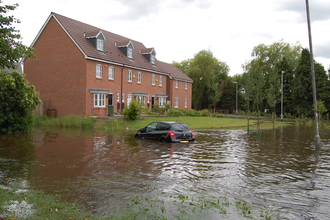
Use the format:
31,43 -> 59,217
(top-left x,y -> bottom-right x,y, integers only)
94,93 -> 105,107
137,72 -> 141,83
159,76 -> 162,86
108,67 -> 114,80
122,94 -> 125,102
128,70 -> 132,82
175,80 -> 178,88
150,54 -> 155,64
185,82 -> 188,90
152,74 -> 155,85
127,48 -> 133,59
185,98 -> 188,108
96,64 -> 102,78
174,97 -> 179,108
136,96 -> 145,105
97,39 -> 104,51
117,93 -> 120,102
146,122 -> 157,132
159,97 -> 166,107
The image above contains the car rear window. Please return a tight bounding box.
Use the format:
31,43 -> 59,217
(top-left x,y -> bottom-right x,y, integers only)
170,123 -> 190,132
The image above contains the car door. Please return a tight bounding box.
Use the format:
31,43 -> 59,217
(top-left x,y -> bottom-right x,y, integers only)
155,122 -> 168,140
144,122 -> 158,140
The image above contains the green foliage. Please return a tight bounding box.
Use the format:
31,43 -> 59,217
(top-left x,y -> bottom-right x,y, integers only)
32,115 -> 96,128
122,100 -> 140,121
167,109 -> 185,116
0,2 -> 36,69
0,71 -> 41,134
152,104 -> 170,114
200,109 -> 211,116
175,50 -> 229,110
96,118 -> 128,131
0,185 -> 95,220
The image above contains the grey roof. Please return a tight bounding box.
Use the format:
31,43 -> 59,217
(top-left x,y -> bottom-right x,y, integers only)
40,12 -> 193,82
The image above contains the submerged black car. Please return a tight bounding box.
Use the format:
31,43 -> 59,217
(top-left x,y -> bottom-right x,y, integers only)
135,121 -> 195,143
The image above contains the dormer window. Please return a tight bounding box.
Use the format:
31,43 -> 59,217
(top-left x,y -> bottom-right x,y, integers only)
150,54 -> 155,65
85,30 -> 106,52
97,39 -> 104,51
127,48 -> 133,59
141,48 -> 156,65
116,40 -> 134,60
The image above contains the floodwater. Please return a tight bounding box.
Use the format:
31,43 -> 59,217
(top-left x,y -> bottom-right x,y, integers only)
1,122 -> 330,219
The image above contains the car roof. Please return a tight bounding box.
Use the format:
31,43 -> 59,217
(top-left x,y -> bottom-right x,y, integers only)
152,121 -> 185,124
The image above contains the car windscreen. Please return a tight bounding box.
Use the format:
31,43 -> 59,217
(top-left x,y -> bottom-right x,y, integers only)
170,123 -> 190,132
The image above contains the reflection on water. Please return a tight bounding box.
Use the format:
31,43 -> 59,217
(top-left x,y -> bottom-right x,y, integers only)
1,124 -> 330,219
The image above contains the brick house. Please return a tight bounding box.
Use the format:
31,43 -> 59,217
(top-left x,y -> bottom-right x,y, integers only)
24,12 -> 193,117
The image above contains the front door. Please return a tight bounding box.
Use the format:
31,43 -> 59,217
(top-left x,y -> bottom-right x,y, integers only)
108,93 -> 113,105
127,94 -> 132,106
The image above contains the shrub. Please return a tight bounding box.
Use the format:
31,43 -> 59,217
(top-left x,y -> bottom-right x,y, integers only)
167,109 -> 185,116
122,100 -> 140,121
200,109 -> 211,116
0,71 -> 41,134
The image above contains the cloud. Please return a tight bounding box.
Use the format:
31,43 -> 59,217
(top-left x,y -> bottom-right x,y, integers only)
314,42 -> 330,59
275,0 -> 330,23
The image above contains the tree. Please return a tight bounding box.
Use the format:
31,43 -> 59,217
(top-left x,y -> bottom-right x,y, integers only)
242,40 -> 302,114
122,100 -> 140,121
174,50 -> 229,110
0,71 -> 41,134
0,1 -> 36,69
0,2 -> 40,134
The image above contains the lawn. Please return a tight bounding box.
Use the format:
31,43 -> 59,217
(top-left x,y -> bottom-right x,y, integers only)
125,116 -> 291,131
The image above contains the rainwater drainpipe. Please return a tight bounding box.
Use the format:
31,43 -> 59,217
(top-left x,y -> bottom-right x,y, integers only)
120,66 -> 125,113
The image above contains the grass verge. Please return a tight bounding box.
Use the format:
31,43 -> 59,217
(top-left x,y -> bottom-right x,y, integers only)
0,185 -> 277,220
99,116 -> 292,132
0,185 -> 96,220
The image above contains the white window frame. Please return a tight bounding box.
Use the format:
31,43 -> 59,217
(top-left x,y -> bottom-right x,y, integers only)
127,48 -> 133,59
185,82 -> 188,90
152,74 -> 156,85
185,98 -> 188,108
136,96 -> 145,106
175,80 -> 178,88
96,64 -> 102,78
159,75 -> 162,86
116,93 -> 120,102
108,66 -> 114,80
128,70 -> 132,82
122,94 -> 125,102
150,54 -> 155,64
159,97 -> 166,107
97,39 -> 104,51
137,71 -> 141,83
94,93 -> 106,107
174,97 -> 179,108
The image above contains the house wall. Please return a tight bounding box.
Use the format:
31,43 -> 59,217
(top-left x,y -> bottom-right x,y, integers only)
170,79 -> 192,109
86,60 -> 169,116
24,17 -> 87,117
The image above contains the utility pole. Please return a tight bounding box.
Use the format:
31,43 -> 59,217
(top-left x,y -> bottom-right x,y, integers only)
233,81 -> 238,114
281,71 -> 284,121
305,0 -> 321,150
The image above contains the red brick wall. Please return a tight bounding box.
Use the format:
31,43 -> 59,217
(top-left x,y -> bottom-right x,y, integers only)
24,17 -> 87,117
24,16 -> 192,117
170,79 -> 192,109
85,61 -> 170,115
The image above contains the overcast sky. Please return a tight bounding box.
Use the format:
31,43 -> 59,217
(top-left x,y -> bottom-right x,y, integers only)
4,0 -> 330,76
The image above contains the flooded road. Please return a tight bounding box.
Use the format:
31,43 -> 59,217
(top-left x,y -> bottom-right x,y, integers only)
1,123 -> 330,219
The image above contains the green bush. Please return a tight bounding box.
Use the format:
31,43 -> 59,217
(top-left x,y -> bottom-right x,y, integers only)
0,71 -> 41,134
200,109 -> 211,116
167,109 -> 185,116
122,100 -> 140,121
32,115 -> 97,128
